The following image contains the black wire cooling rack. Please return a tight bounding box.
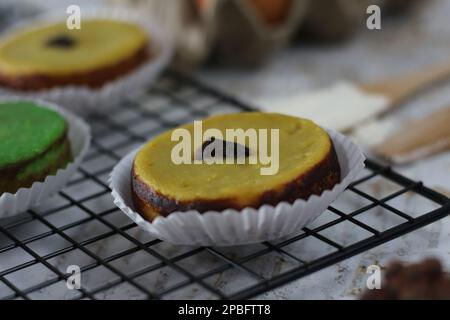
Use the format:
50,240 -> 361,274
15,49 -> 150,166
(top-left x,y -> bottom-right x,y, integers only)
0,71 -> 449,300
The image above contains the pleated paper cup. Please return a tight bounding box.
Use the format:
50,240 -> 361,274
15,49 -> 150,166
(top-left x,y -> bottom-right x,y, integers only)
0,97 -> 91,218
110,129 -> 365,246
0,7 -> 173,116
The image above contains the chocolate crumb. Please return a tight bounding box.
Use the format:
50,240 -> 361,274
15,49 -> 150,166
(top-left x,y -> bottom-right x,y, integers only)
46,35 -> 76,48
200,137 -> 250,160
361,258 -> 450,300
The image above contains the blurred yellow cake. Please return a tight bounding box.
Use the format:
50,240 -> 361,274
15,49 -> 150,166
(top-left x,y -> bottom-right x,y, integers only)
0,19 -> 150,90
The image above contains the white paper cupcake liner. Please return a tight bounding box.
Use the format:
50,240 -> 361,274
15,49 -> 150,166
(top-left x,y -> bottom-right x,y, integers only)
110,129 -> 365,246
0,7 -> 173,115
0,97 -> 91,218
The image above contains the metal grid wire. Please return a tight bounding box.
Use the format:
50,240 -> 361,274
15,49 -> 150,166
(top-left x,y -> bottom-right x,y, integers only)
0,71 -> 449,300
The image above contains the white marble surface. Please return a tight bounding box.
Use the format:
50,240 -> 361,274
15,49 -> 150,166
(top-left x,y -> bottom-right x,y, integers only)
0,0 -> 449,300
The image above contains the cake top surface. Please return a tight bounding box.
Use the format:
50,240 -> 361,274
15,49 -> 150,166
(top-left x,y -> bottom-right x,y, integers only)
134,112 -> 333,202
0,101 -> 67,169
0,19 -> 148,76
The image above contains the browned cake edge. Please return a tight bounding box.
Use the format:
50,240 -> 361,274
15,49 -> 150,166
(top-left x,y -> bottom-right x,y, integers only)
0,133 -> 72,195
0,45 -> 150,91
131,141 -> 341,222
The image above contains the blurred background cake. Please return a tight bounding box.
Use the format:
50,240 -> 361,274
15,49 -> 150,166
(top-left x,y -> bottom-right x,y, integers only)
0,101 -> 72,194
110,0 -> 429,68
0,19 -> 150,90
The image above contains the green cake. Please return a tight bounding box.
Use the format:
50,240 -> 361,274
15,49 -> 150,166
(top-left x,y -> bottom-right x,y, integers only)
0,101 -> 72,194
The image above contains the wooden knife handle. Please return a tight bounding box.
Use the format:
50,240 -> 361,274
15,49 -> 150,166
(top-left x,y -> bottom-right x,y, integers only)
374,107 -> 450,164
361,59 -> 450,107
